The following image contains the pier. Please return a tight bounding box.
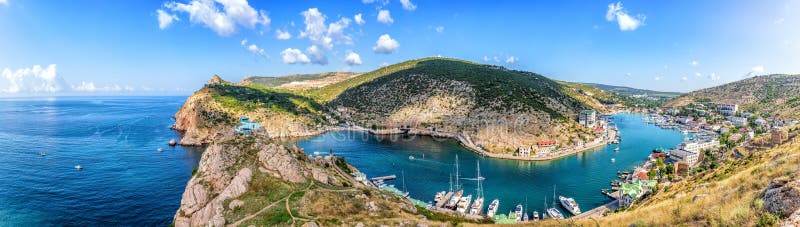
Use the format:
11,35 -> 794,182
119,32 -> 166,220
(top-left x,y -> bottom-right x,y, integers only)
571,199 -> 620,219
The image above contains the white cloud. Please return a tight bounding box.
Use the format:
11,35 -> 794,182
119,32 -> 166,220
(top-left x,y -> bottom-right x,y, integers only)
247,44 -> 266,57
774,18 -> 785,24
72,81 -> 96,92
505,56 -> 519,64
157,9 -> 179,30
751,65 -> 764,73
240,38 -> 248,45
1,64 -> 65,94
681,76 -> 688,82
362,0 -> 389,6
344,51 -> 362,66
709,73 -> 720,81
163,0 -> 270,36
625,72 -> 632,77
306,45 -> 328,65
354,13 -> 365,25
399,0 -> 417,11
691,60 -> 699,66
299,8 -> 352,50
275,29 -> 291,40
380,62 -> 390,67
435,26 -> 445,33
0,0 -> 7,5
482,56 -> 489,62
694,72 -> 702,77
373,34 -> 399,54
377,10 -> 394,24
654,76 -> 661,81
280,48 -> 310,64
493,56 -> 500,63
605,2 -> 645,31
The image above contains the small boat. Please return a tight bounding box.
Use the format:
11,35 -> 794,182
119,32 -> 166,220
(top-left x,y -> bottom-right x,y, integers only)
39,152 -> 46,156
546,208 -> 564,219
614,147 -> 620,151
523,212 -> 529,222
559,196 -> 582,215
533,211 -> 540,221
408,155 -> 415,160
456,195 -> 472,214
514,204 -> 523,222
434,191 -> 446,203
75,165 -> 83,170
157,148 -> 164,152
445,190 -> 463,209
469,197 -> 484,215
611,158 -> 615,162
486,199 -> 500,217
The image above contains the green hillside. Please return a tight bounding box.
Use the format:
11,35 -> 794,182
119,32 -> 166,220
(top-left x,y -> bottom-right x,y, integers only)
667,74 -> 800,118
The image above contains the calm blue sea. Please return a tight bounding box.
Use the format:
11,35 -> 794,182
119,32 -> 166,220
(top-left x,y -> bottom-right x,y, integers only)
295,113 -> 685,217
0,96 -> 202,226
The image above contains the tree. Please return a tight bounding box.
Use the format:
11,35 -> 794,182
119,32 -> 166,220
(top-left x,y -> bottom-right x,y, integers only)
648,169 -> 657,179
665,164 -> 675,175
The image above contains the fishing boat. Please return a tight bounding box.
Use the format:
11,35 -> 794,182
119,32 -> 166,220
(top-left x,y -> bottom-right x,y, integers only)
486,199 -> 499,217
614,147 -> 620,151
559,196 -> 581,215
514,204 -> 523,222
408,155 -> 415,160
532,211 -> 540,221
611,158 -> 615,162
75,165 -> 83,170
157,148 -> 163,152
445,190 -> 463,209
456,195 -> 472,214
39,152 -> 46,156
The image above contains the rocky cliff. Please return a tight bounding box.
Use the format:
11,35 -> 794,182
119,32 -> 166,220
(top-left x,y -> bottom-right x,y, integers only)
173,135 -> 459,226
172,75 -> 328,146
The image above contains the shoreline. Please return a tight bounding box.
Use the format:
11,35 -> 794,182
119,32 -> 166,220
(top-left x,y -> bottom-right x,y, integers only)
321,125 -> 610,162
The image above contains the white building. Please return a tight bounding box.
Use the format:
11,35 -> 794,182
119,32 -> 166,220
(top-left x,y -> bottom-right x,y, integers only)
717,103 -> 738,116
669,149 -> 700,167
727,116 -> 748,127
579,110 -> 597,128
677,139 -> 720,154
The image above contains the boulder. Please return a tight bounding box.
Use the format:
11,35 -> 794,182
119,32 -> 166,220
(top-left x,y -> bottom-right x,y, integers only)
763,177 -> 800,216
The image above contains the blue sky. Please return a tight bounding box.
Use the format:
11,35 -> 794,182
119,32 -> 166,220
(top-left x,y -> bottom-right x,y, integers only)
1,0 -> 799,96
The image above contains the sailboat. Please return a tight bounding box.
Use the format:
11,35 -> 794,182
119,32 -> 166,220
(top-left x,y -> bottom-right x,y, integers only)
546,185 -> 565,219
486,199 -> 499,217
469,161 -> 484,215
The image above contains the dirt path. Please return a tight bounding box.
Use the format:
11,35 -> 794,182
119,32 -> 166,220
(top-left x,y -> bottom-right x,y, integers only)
228,182 -> 315,227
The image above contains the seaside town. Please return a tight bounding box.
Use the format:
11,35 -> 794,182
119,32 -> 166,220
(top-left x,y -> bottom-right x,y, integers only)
227,98 -> 797,224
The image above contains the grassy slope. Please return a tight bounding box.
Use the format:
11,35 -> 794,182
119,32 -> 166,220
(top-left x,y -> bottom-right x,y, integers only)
242,72 -> 356,88
320,57 -> 585,119
529,127 -> 800,226
584,83 -> 683,98
667,74 -> 800,118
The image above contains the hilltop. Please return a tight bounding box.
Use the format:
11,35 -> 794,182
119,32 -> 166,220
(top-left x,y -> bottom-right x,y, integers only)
241,72 -> 360,90
666,74 -> 800,118
583,83 -> 683,98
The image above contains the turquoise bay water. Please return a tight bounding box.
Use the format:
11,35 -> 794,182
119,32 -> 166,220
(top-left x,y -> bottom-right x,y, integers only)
0,97 -> 202,226
295,113 -> 684,216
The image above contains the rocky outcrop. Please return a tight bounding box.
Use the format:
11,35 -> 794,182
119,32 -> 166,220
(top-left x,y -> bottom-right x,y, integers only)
174,137 -> 343,226
763,177 -> 800,216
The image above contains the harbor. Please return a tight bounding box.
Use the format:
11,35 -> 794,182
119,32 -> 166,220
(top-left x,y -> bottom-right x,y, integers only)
294,113 -> 686,222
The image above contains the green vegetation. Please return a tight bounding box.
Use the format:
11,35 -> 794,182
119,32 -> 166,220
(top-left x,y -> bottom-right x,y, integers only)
667,74 -> 800,118
243,73 -> 352,87
583,83 -> 683,98
327,57 -> 585,119
208,83 -> 325,116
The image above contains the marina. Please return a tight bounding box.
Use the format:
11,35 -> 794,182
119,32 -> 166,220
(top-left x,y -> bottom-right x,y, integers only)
294,113 -> 685,220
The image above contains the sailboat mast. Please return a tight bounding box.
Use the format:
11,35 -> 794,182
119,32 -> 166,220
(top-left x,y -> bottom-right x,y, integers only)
476,160 -> 483,199
552,185 -> 557,207
449,173 -> 453,192
455,154 -> 460,191
402,170 -> 406,192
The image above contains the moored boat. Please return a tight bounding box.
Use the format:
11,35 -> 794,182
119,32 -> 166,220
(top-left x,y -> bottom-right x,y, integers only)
514,204 -> 523,222
532,211 -> 539,221
456,195 -> 472,214
434,191 -> 446,203
546,207 -> 564,219
486,199 -> 499,217
469,197 -> 484,215
558,196 -> 581,215
445,190 -> 463,209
